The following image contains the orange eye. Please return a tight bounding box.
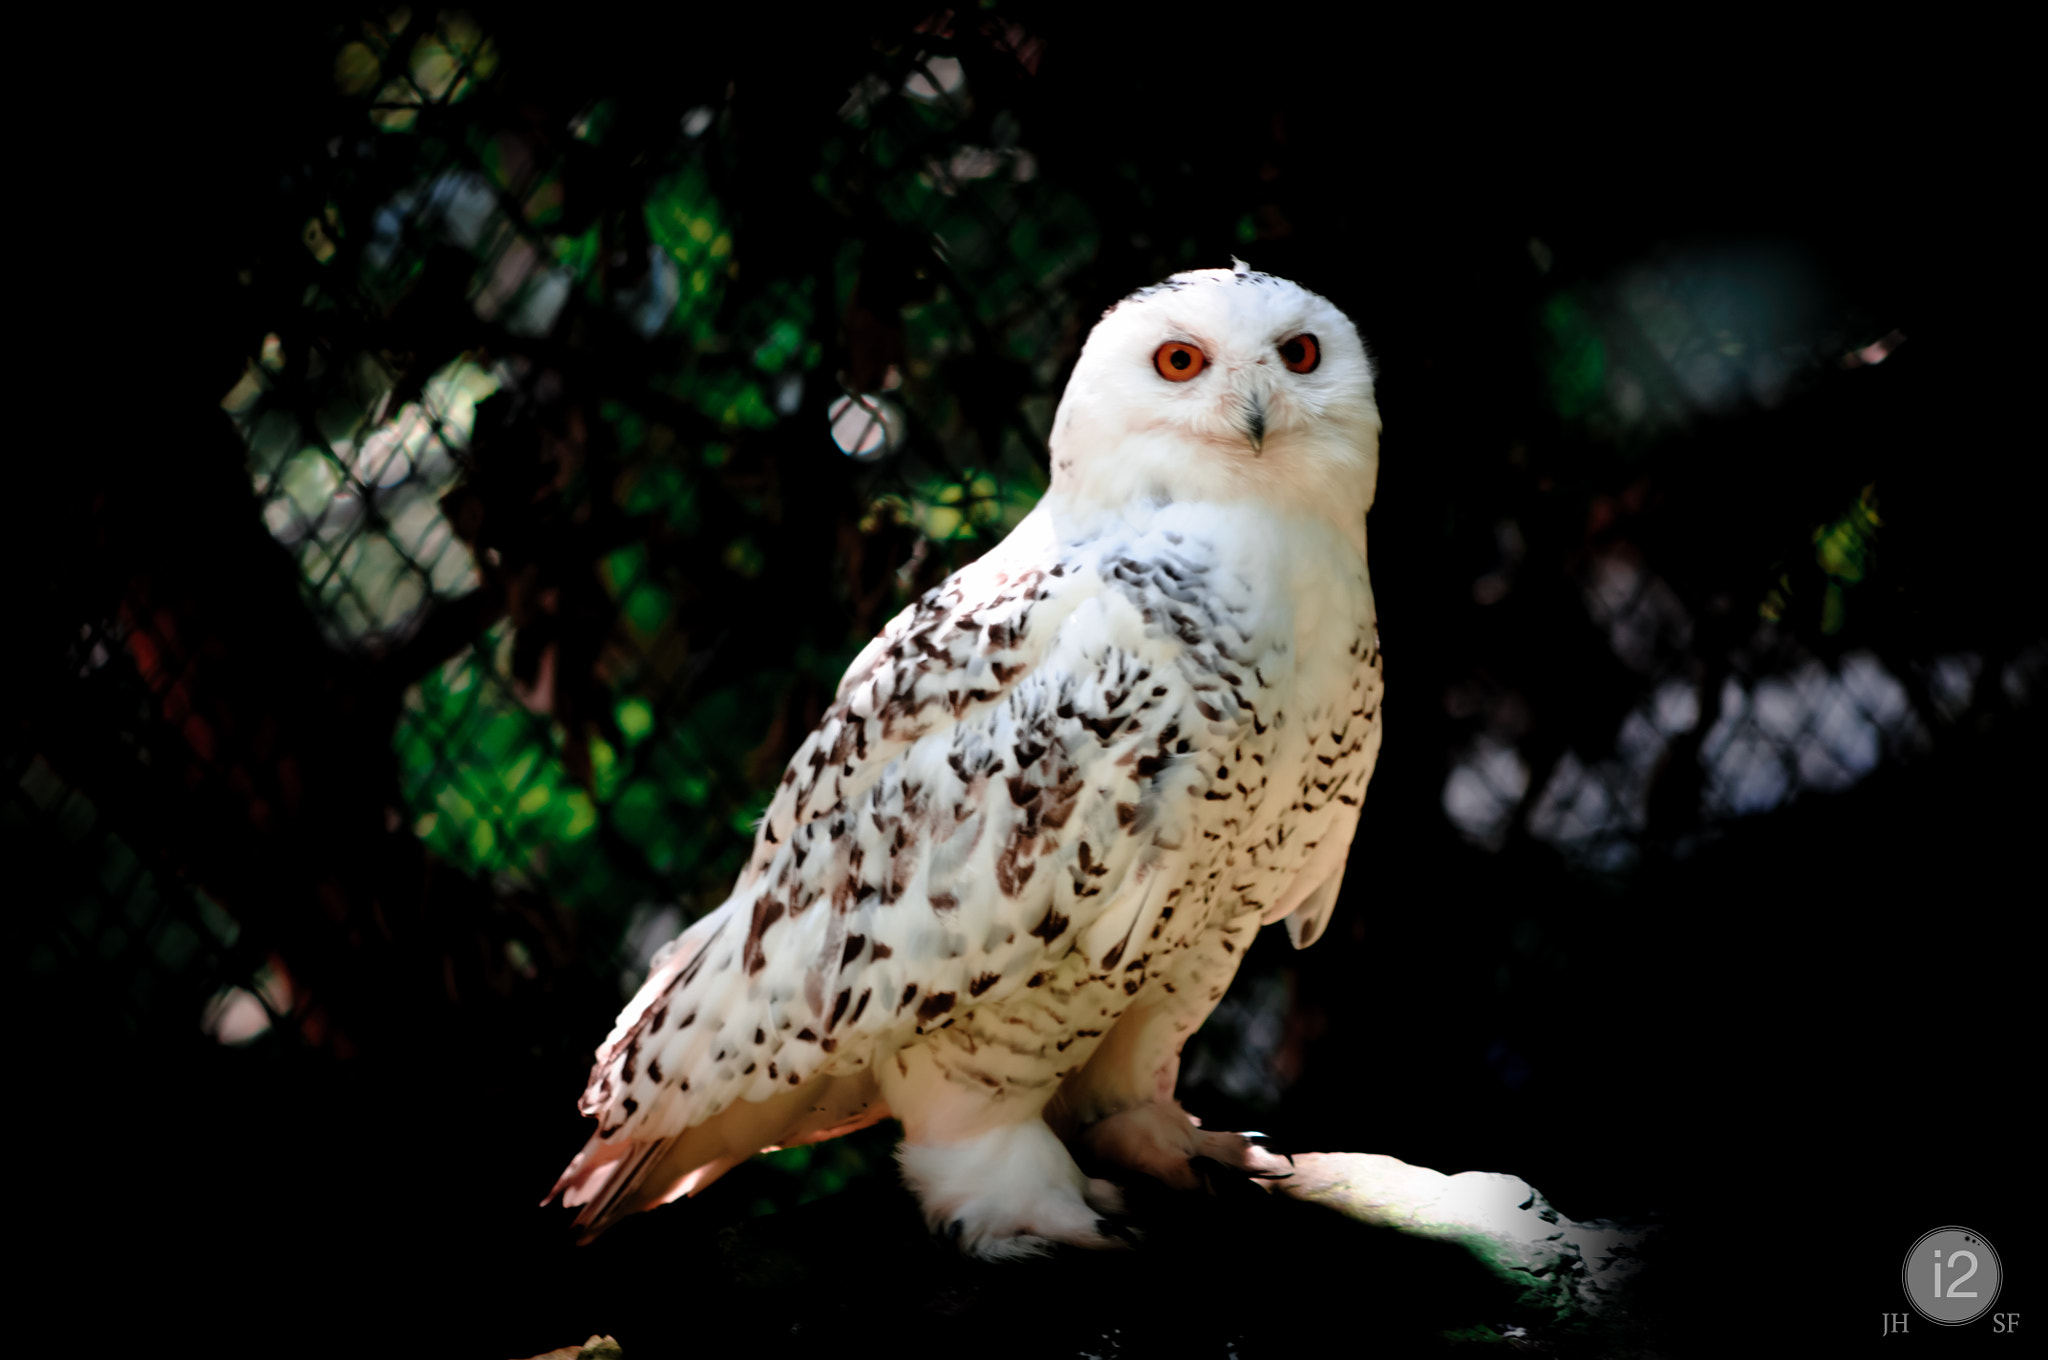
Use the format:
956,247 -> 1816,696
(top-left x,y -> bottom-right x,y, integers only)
1154,341 -> 1206,382
1279,333 -> 1320,374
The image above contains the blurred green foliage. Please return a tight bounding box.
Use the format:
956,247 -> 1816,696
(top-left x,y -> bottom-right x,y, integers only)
1762,482 -> 1883,633
333,26 -> 1107,958
398,628 -> 613,907
1542,293 -> 1607,421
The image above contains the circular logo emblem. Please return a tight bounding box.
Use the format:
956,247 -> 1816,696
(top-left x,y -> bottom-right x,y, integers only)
1902,1226 -> 2002,1325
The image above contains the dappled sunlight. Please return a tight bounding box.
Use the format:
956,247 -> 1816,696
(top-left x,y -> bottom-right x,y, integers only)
200,959 -> 294,1045
1442,736 -> 1532,854
828,393 -> 903,460
234,354 -> 495,649
1442,491 -> 2038,863
1444,636 -> 2031,866
1583,548 -> 1692,673
345,10 -> 498,133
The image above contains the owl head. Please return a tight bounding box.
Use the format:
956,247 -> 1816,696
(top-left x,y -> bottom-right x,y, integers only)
1048,261 -> 1380,533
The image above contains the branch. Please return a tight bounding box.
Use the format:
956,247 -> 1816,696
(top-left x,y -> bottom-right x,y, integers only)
516,1149 -> 1666,1356
1271,1152 -> 1657,1322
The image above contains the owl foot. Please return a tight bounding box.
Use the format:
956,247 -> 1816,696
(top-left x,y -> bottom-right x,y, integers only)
1081,1100 -> 1292,1192
898,1120 -> 1130,1260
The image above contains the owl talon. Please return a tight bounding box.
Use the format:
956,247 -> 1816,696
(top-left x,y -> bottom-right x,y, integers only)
1099,1217 -> 1143,1246
1085,1101 -> 1296,1194
1242,1133 -> 1294,1166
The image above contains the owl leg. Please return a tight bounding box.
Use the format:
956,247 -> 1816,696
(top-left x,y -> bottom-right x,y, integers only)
879,1043 -> 1124,1259
1058,982 -> 1291,1191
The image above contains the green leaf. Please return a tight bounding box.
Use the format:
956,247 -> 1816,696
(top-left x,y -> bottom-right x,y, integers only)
616,697 -> 655,746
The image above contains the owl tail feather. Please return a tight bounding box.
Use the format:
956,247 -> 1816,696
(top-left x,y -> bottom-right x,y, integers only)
545,1128 -> 746,1244
545,1079 -> 826,1243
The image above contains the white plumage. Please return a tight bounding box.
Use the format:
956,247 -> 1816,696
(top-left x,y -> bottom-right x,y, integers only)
549,261 -> 1384,1256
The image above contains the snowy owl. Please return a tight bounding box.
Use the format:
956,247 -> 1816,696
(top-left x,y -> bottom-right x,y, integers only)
548,260 -> 1384,1257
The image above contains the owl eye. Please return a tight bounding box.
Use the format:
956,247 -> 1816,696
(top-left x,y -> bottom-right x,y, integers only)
1279,333 -> 1320,374
1154,341 -> 1206,382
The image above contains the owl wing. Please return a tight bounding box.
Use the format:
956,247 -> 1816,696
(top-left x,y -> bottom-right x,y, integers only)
550,510 -> 1254,1237
1263,622 -> 1383,949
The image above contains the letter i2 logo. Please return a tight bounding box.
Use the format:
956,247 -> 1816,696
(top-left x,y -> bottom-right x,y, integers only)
1903,1226 -> 2002,1325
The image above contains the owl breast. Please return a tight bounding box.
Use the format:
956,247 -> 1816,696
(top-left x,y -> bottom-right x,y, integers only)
899,501 -> 1381,1117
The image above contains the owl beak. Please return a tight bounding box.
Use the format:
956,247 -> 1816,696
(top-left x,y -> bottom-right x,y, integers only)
1243,394 -> 1267,453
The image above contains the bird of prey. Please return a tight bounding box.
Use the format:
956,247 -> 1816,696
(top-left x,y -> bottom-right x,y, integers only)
550,261 -> 1384,1257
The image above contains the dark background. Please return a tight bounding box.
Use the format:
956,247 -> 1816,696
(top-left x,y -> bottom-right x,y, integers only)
22,7 -> 2033,1354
